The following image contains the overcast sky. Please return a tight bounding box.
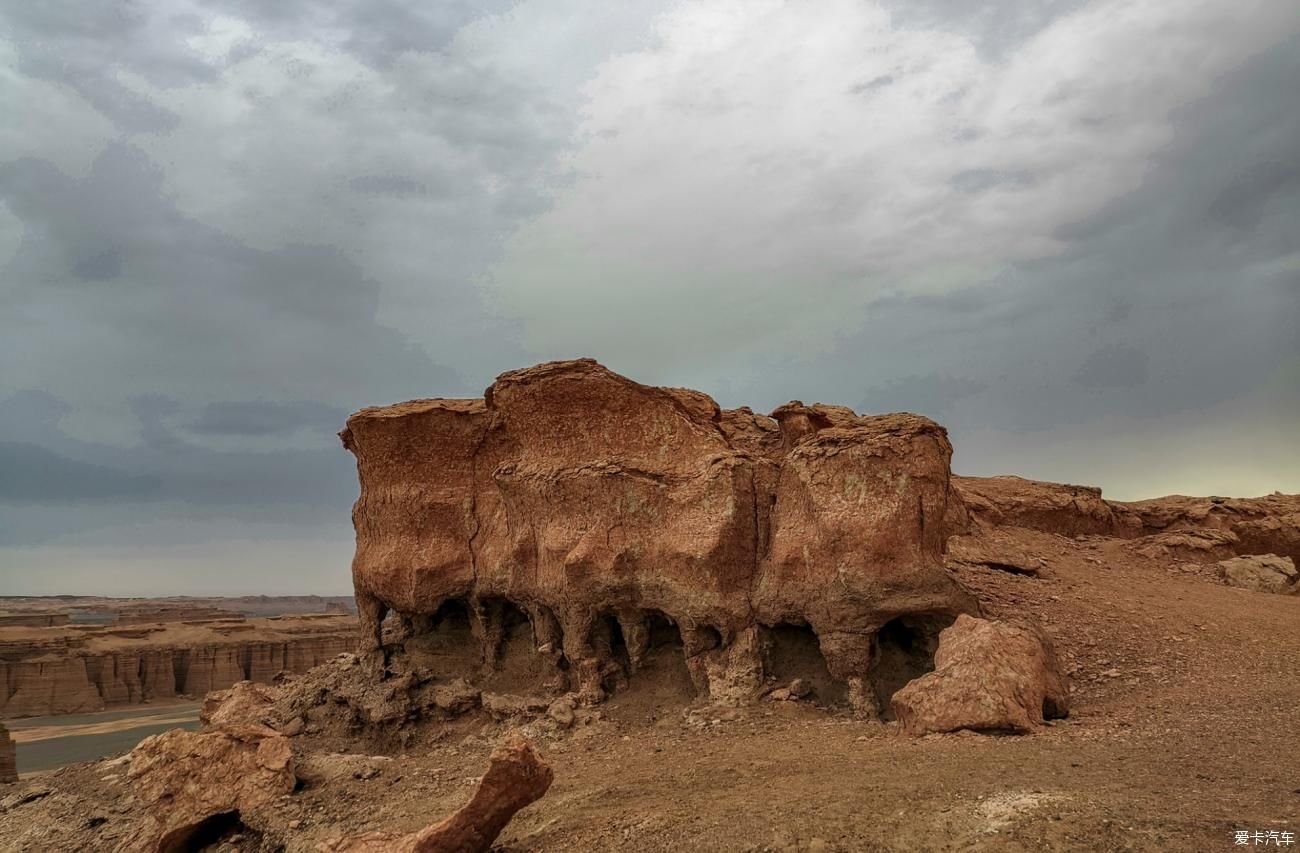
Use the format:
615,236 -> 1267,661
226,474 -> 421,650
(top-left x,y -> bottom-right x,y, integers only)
2,0 -> 1297,596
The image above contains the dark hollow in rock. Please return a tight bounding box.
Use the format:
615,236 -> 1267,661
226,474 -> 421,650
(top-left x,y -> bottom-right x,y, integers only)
760,623 -> 847,707
870,615 -> 951,718
158,810 -> 245,853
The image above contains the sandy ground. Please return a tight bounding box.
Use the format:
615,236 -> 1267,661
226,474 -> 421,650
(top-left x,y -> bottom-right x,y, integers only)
1,531 -> 1297,852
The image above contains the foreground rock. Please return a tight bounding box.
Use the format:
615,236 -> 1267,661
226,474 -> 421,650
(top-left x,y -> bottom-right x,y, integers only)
318,731 -> 552,853
0,723 -> 14,784
1215,554 -> 1299,595
124,724 -> 295,852
341,359 -> 976,715
891,615 -> 1069,736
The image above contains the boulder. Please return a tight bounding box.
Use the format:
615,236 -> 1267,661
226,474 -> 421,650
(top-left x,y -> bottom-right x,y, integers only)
123,724 -> 295,852
1215,554 -> 1299,595
891,615 -> 1070,736
200,680 -> 281,727
318,731 -> 552,853
1127,528 -> 1240,562
341,359 -> 976,715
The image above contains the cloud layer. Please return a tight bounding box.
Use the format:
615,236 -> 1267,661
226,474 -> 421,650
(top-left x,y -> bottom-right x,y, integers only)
2,0 -> 1297,594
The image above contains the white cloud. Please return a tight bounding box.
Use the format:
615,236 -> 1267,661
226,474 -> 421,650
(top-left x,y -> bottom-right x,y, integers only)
485,0 -> 1300,372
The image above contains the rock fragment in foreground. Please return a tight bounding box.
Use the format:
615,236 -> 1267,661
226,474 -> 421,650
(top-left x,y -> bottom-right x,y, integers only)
318,731 -> 552,853
891,615 -> 1070,736
124,724 -> 295,852
1215,554 -> 1299,595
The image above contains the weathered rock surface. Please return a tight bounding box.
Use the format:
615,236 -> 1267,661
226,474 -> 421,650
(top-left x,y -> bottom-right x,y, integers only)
953,476 -> 1300,564
0,617 -> 355,718
0,723 -> 15,784
342,359 -> 977,715
200,681 -> 280,727
1215,554 -> 1299,595
1126,528 -> 1240,562
317,731 -> 552,853
952,476 -> 1119,537
891,615 -> 1070,736
124,724 -> 295,852
946,528 -> 1047,575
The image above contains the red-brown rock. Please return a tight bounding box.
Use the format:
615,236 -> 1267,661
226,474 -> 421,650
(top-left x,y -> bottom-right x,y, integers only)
953,476 -> 1300,565
317,731 -> 552,853
890,615 -> 1070,736
124,724 -> 296,852
342,360 -> 977,715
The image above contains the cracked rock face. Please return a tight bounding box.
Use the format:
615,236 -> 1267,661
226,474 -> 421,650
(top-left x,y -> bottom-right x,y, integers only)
341,359 -> 976,715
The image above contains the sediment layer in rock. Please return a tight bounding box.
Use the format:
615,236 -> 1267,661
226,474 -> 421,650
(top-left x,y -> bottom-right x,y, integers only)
342,359 -> 977,715
952,475 -> 1300,562
0,616 -> 356,718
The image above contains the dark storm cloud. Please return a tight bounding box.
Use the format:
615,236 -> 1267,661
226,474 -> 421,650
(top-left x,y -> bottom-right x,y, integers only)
1073,346 -> 1149,390
862,375 -> 988,420
0,142 -> 466,408
188,401 -> 350,437
0,391 -> 355,546
762,32 -> 1300,451
0,442 -> 162,503
1,0 -> 1296,592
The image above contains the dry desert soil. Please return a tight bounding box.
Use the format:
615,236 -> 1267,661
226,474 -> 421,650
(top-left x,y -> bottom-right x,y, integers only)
3,528 -> 1297,852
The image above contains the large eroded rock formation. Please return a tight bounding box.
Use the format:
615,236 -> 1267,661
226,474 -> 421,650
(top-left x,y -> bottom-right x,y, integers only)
342,359 -> 976,715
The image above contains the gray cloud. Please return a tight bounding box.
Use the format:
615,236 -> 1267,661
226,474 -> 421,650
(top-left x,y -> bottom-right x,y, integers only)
1,0 -> 1297,593
189,401 -> 350,437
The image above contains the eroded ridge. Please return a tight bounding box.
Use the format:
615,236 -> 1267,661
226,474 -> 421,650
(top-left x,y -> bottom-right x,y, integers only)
341,359 -> 977,716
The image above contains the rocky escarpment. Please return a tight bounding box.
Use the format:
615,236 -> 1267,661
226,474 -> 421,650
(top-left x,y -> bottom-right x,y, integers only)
0,617 -> 356,718
341,359 -> 977,717
952,475 -> 1300,562
0,723 -> 14,783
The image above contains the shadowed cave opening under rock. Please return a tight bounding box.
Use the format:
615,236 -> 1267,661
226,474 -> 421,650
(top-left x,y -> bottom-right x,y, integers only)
403,597 -> 478,677
870,615 -> 951,718
596,609 -> 697,713
158,810 -> 247,853
591,612 -> 631,693
480,597 -> 548,692
760,623 -> 848,706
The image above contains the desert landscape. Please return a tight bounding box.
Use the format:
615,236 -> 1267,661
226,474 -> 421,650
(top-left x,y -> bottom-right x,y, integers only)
3,2 -> 1297,850
1,360 -> 1296,852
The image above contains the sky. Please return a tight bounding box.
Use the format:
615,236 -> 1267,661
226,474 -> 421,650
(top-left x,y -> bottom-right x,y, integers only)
1,0 -> 1297,596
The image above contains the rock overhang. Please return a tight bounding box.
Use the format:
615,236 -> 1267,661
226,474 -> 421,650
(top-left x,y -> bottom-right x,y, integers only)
341,358 -> 978,715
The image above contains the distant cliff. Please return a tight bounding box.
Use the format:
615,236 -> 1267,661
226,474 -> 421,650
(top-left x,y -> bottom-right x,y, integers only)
0,615 -> 356,718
